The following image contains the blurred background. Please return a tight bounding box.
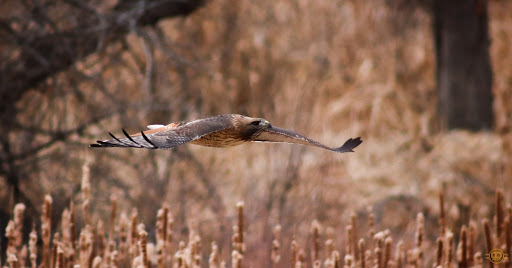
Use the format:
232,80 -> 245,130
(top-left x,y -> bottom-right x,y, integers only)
0,0 -> 511,266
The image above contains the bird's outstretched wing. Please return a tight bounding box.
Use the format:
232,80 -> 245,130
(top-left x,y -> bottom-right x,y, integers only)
253,126 -> 362,153
90,116 -> 235,149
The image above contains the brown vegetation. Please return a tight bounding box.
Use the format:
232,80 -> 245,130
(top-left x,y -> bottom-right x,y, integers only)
3,180 -> 511,267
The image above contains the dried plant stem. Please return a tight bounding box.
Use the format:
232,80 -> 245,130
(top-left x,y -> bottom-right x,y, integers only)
415,213 -> 424,266
496,189 -> 504,238
156,207 -> 167,268
312,220 -> 320,263
109,194 -> 117,241
82,162 -> 91,226
483,219 -> 493,254
13,203 -> 25,249
7,253 -> 19,268
271,225 -> 281,267
374,235 -> 383,268
209,242 -> 219,268
41,195 -> 53,268
51,234 -> 60,268
237,202 -> 245,253
439,190 -> 446,236
351,213 -> 359,262
467,221 -> 476,267
139,225 -> 150,268
29,226 -> 38,268
70,201 -> 77,250
435,237 -> 443,267
359,239 -> 366,268
368,207 -> 375,243
505,216 -> 511,268
332,250 -> 340,268
5,220 -> 16,256
56,246 -> 64,268
459,225 -> 467,268
445,231 -> 454,268
118,212 -> 129,267
290,239 -> 297,268
346,225 -> 353,256
383,237 -> 392,268
396,240 -> 404,268
232,250 -> 243,268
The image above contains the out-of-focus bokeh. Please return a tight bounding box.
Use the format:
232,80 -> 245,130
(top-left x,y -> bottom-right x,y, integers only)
0,0 -> 511,266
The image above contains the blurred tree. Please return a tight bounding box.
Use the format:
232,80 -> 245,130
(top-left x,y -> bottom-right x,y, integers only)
433,0 -> 493,130
0,0 -> 207,259
0,0 -> 205,208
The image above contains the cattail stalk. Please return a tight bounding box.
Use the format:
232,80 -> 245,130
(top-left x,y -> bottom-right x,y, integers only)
209,242 -> 219,268
5,220 -> 16,255
483,219 -> 493,255
118,212 -> 129,266
415,213 -> 424,266
139,224 -> 150,268
374,236 -> 382,268
96,220 -> 106,257
467,221 -> 476,267
51,233 -> 60,268
496,190 -> 504,238
296,249 -> 305,268
82,162 -> 91,226
109,194 -> 117,240
166,211 -> 175,267
129,209 -> 139,260
459,225 -> 467,268
359,239 -> 366,268
13,203 -> 25,249
346,225 -> 353,256
70,201 -> 77,250
445,231 -> 454,268
383,237 -> 392,268
351,213 -> 359,261
435,237 -> 443,267
272,225 -> 281,267
237,201 -> 245,254
7,253 -> 19,268
232,250 -> 242,268
505,216 -> 511,268
55,245 -> 64,268
156,207 -> 167,268
333,250 -> 340,268
79,225 -> 93,268
439,190 -> 446,235
395,240 -> 404,268
290,239 -> 297,268
368,207 -> 375,244
41,195 -> 53,268
312,220 -> 320,263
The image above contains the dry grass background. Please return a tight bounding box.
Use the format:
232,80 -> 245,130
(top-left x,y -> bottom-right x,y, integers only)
2,0 -> 512,267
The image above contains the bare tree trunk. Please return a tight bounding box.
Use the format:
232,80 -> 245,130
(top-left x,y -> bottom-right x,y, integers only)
433,0 -> 493,130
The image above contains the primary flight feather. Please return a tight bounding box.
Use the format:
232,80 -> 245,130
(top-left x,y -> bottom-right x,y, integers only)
90,114 -> 362,153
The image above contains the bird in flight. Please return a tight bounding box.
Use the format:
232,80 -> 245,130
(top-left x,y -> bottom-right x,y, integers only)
90,114 -> 362,153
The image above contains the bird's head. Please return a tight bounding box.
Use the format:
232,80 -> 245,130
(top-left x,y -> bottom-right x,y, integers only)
239,116 -> 272,140
249,118 -> 272,129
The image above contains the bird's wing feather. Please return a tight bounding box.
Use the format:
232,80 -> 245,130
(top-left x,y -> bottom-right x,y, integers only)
90,115 -> 235,149
253,126 -> 362,153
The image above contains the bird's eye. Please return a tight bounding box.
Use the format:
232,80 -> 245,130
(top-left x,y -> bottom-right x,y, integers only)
251,120 -> 261,126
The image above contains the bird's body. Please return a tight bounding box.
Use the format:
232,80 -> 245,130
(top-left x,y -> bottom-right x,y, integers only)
90,114 -> 362,153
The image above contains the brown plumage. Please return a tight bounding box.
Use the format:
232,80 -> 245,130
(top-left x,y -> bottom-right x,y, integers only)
90,114 -> 362,153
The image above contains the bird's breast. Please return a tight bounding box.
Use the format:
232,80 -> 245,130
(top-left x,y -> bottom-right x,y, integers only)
190,129 -> 248,147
